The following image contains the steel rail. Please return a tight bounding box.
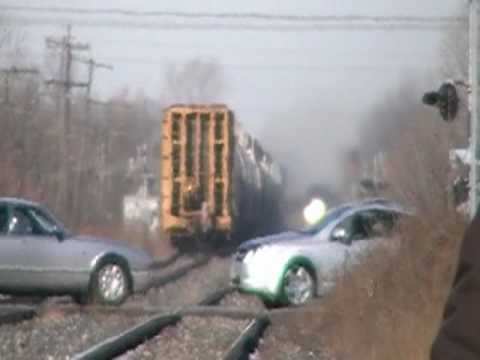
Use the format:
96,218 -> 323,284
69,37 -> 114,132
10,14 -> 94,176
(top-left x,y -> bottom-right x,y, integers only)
0,305 -> 37,325
222,316 -> 271,360
70,286 -> 235,359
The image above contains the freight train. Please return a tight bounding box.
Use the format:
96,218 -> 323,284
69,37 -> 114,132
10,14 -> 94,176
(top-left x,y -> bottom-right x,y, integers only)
161,105 -> 284,249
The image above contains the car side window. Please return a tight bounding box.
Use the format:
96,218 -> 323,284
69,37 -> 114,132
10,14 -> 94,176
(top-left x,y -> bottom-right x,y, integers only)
8,207 -> 41,236
0,206 -> 8,235
331,212 -> 369,245
27,207 -> 57,234
332,209 -> 397,244
362,210 -> 397,238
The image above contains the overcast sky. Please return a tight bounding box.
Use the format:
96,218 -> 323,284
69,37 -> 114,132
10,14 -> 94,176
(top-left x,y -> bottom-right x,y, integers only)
0,0 -> 466,191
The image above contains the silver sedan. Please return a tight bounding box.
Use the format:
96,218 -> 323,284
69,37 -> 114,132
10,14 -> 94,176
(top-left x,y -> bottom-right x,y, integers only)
231,199 -> 410,307
0,198 -> 155,305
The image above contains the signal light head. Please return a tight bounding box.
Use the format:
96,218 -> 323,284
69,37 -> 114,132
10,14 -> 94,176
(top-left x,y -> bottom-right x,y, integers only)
422,82 -> 459,122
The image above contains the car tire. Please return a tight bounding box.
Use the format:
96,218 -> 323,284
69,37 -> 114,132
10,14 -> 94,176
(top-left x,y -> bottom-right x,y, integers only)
72,293 -> 89,306
280,264 -> 316,306
89,258 -> 131,306
262,298 -> 281,309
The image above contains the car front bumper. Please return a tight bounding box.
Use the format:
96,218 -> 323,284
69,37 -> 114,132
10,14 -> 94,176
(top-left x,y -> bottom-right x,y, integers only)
230,259 -> 281,302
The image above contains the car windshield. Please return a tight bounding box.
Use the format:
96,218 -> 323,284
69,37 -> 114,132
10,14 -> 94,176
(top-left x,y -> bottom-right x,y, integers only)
300,205 -> 351,235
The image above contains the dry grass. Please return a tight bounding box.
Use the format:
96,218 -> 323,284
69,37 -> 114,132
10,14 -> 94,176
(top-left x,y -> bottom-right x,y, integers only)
286,210 -> 466,360
283,107 -> 469,359
329,213 -> 464,360
256,211 -> 467,360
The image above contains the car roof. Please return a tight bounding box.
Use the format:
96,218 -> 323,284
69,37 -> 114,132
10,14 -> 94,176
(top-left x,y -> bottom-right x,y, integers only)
339,198 -> 412,215
0,197 -> 40,207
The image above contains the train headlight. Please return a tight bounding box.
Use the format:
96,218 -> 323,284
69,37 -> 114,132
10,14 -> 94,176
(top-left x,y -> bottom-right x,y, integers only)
303,198 -> 327,225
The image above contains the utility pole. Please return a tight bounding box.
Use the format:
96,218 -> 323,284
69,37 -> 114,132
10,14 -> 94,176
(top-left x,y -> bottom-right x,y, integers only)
469,0 -> 479,218
73,56 -> 113,127
71,56 -> 113,223
45,25 -> 90,219
86,98 -> 111,220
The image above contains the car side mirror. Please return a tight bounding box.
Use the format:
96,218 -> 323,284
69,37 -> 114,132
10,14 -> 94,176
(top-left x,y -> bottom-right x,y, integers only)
332,228 -> 348,242
52,228 -> 65,242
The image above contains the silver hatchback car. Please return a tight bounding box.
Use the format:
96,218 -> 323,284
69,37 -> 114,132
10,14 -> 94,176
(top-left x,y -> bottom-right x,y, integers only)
0,198 -> 155,305
231,199 -> 410,307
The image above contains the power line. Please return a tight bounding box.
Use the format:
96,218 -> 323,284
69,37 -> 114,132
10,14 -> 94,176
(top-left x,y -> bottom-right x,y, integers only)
87,56 -> 439,72
0,44 -> 435,59
8,48 -> 434,73
0,54 -> 439,76
229,64 -> 439,72
0,5 -> 466,24
5,17 -> 466,32
0,48 -> 438,73
76,38 -> 439,57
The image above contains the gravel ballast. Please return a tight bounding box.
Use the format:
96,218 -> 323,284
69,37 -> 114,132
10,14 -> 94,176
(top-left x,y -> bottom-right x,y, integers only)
143,257 -> 231,307
219,292 -> 266,311
0,309 -> 149,360
117,316 -> 249,360
125,255 -> 203,307
254,312 -> 332,360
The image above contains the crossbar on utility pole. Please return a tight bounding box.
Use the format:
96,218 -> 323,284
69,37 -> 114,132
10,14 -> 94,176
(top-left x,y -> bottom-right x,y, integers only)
469,0 -> 479,219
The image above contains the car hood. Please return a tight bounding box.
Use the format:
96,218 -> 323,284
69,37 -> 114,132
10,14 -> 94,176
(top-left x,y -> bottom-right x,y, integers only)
238,231 -> 310,251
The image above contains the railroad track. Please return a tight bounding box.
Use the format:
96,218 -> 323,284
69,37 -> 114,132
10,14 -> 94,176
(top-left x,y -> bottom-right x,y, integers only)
0,255 -> 272,360
223,316 -> 270,360
0,295 -> 74,328
0,254 -> 232,357
149,254 -> 209,288
69,287 -> 273,360
0,305 -> 37,325
0,294 -> 272,360
72,286 -> 239,360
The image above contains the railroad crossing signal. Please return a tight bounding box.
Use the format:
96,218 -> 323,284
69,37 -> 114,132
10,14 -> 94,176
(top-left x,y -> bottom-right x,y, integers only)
422,82 -> 459,122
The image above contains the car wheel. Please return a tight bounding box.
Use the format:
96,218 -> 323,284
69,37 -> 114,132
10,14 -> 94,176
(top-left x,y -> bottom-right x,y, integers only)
281,264 -> 316,306
90,260 -> 131,306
